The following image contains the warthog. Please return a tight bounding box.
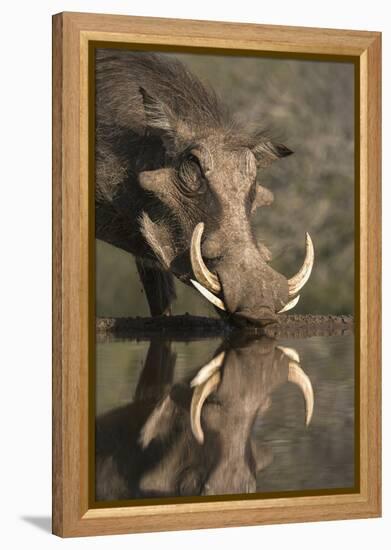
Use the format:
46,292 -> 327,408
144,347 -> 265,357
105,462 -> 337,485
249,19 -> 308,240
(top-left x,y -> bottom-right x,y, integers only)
95,337 -> 313,500
96,50 -> 314,326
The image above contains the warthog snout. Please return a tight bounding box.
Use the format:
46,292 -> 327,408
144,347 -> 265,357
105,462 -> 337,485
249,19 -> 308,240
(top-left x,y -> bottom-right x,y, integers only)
189,223 -> 314,327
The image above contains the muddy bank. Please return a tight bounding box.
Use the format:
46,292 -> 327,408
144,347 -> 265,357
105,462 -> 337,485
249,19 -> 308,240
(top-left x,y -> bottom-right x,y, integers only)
264,314 -> 353,338
96,314 -> 353,341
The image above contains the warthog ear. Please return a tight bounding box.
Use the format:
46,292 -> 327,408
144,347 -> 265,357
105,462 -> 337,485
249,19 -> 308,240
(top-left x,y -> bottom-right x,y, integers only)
252,140 -> 293,168
140,87 -> 192,148
140,86 -> 176,134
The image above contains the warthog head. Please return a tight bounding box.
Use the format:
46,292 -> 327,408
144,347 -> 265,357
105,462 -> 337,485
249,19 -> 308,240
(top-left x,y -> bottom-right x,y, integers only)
138,78 -> 314,326
95,51 -> 314,325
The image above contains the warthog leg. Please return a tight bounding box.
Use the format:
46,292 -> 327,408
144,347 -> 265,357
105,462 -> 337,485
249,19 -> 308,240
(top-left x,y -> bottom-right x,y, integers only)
136,258 -> 176,316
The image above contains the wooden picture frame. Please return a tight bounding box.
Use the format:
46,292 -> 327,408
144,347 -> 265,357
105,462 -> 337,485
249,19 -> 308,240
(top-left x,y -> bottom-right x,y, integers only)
52,11 -> 381,537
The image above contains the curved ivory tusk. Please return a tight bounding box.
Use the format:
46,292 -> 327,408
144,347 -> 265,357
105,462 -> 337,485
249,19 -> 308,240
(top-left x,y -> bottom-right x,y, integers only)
288,362 -> 314,426
288,233 -> 314,297
190,370 -> 221,444
278,294 -> 300,314
190,279 -> 226,311
190,223 -> 221,293
190,351 -> 225,388
277,346 -> 300,364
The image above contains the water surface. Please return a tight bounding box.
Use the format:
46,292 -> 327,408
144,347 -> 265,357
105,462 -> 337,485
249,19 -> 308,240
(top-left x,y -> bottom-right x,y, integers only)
95,334 -> 355,501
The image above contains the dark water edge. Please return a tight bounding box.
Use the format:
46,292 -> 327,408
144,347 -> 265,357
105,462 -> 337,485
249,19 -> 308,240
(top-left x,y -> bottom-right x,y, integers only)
95,330 -> 355,502
96,314 -> 353,340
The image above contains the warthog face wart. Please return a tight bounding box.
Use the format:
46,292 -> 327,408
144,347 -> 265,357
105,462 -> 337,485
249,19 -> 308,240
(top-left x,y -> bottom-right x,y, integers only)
96,51 -> 314,325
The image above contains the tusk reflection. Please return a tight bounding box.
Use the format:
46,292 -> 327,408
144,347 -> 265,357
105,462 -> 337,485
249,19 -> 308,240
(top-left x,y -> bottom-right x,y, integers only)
288,361 -> 314,426
191,351 -> 225,388
277,346 -> 300,363
190,370 -> 221,444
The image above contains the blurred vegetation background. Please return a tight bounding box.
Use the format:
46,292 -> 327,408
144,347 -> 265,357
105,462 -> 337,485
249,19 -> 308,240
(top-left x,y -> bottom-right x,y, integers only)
96,53 -> 355,318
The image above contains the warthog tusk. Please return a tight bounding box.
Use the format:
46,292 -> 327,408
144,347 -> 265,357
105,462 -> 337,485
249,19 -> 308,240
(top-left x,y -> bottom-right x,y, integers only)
190,279 -> 226,311
190,370 -> 221,444
190,222 -> 221,293
288,233 -> 314,297
278,294 -> 300,313
190,351 -> 225,388
277,346 -> 300,364
288,362 -> 314,426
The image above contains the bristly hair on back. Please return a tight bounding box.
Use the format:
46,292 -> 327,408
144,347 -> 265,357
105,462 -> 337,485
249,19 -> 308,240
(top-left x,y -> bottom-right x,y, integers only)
95,50 -> 292,184
96,50 -> 234,136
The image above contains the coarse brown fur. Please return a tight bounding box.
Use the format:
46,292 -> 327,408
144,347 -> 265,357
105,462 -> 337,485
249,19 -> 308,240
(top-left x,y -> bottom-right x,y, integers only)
96,50 -> 293,323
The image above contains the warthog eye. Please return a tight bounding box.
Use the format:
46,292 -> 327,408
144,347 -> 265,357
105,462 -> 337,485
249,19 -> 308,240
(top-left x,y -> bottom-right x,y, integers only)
178,153 -> 206,194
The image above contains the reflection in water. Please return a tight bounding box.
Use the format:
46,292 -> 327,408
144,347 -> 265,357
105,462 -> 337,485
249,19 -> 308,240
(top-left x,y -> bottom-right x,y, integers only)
95,335 -> 355,502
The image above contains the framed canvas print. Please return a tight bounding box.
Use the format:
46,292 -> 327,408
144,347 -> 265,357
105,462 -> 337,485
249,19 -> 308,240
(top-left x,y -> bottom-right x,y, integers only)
52,12 -> 381,537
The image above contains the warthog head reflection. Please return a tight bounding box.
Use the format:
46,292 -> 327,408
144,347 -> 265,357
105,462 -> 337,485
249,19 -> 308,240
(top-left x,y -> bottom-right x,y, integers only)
96,337 -> 314,501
